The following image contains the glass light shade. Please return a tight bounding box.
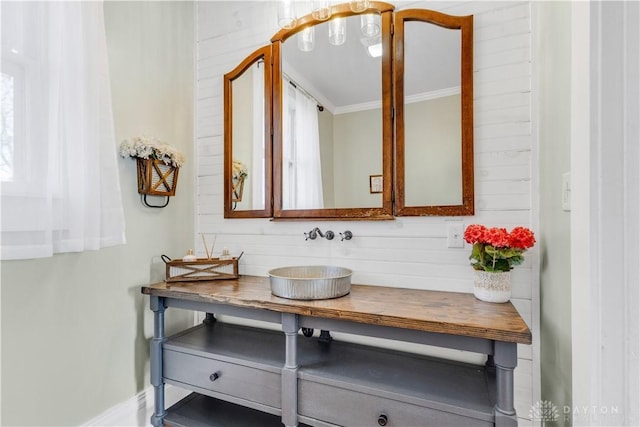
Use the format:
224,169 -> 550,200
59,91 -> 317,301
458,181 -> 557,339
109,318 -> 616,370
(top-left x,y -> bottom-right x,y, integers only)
360,14 -> 380,38
312,0 -> 332,21
328,17 -> 346,46
349,0 -> 370,12
367,43 -> 382,58
277,0 -> 297,29
360,35 -> 382,58
297,26 -> 315,52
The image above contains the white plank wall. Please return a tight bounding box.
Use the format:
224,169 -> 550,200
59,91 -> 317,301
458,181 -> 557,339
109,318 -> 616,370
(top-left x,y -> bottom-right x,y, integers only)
195,1 -> 537,425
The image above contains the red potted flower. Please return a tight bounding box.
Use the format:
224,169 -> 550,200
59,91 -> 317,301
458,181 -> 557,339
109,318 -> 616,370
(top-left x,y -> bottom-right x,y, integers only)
463,224 -> 536,302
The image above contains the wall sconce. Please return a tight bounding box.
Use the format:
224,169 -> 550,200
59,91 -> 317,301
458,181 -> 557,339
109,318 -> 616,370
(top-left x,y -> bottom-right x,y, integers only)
119,136 -> 183,209
231,175 -> 246,209
136,158 -> 180,208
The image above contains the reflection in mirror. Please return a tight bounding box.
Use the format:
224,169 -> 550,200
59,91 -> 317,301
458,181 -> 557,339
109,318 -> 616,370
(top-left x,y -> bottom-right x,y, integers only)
224,46 -> 272,218
404,22 -> 461,206
281,14 -> 382,210
277,8 -> 391,216
394,10 -> 474,216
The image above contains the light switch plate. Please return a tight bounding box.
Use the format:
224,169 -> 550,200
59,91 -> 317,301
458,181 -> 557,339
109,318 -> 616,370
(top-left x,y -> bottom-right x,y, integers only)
446,222 -> 464,248
562,172 -> 571,211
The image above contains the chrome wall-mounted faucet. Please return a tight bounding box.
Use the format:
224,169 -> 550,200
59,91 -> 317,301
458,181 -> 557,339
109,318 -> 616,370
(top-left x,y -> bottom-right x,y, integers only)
304,227 -> 335,241
340,230 -> 353,241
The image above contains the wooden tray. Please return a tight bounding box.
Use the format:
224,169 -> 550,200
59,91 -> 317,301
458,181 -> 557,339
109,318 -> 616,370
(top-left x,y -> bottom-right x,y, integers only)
166,258 -> 239,282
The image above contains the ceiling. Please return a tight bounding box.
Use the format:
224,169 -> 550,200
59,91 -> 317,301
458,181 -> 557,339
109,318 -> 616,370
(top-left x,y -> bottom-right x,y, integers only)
281,12 -> 461,113
209,2 -> 462,113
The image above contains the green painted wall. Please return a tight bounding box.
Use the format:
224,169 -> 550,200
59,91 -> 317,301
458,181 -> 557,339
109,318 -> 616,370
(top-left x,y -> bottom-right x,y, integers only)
538,2 -> 573,424
0,2 -> 195,425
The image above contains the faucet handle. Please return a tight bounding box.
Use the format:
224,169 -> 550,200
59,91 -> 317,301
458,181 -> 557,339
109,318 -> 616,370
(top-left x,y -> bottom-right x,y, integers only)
305,229 -> 318,240
340,231 -> 353,241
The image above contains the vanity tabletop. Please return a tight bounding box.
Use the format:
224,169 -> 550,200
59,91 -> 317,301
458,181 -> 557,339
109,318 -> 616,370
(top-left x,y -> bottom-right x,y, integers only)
142,275 -> 532,345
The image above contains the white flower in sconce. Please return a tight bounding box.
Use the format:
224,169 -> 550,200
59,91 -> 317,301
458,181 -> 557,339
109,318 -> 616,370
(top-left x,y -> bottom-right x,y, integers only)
119,135 -> 185,168
232,160 -> 248,179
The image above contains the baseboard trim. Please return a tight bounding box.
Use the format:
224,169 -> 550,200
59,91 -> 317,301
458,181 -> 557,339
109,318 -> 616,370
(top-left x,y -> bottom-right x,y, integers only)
81,384 -> 190,426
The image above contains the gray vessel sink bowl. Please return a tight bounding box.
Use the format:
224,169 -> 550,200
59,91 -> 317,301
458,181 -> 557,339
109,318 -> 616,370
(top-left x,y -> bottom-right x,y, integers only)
268,265 -> 353,300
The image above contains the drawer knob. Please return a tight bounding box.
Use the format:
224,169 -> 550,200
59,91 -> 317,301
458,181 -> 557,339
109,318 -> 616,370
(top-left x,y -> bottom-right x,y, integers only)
377,414 -> 388,426
209,372 -> 220,382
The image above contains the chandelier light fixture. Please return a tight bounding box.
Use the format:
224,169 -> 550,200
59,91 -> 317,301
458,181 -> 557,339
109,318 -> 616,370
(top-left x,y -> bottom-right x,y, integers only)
277,1 -> 380,55
349,0 -> 371,12
328,17 -> 347,46
360,35 -> 382,58
312,0 -> 332,21
297,26 -> 315,51
360,13 -> 380,38
277,0 -> 297,29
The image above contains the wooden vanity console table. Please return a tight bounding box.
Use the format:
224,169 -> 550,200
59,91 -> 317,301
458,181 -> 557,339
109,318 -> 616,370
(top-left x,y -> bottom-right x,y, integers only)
142,276 -> 531,427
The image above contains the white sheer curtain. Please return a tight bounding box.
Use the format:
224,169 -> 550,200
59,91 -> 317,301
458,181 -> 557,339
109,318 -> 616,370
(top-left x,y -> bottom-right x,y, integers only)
0,1 -> 126,260
282,80 -> 324,209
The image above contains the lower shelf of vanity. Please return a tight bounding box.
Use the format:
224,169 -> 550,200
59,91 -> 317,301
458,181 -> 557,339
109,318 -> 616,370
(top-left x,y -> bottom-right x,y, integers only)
165,393 -> 307,427
162,322 -> 497,427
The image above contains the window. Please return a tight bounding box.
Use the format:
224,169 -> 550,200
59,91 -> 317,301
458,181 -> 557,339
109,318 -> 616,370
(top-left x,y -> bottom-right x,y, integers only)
0,1 -> 126,260
1,70 -> 15,181
1,59 -> 30,190
282,80 -> 324,210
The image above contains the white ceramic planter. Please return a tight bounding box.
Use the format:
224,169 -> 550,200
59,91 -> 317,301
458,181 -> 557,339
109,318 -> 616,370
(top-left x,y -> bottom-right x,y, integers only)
473,270 -> 512,303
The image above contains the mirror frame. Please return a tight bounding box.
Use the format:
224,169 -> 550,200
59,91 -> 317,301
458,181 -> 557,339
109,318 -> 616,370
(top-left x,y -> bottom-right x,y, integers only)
393,9 -> 474,216
270,2 -> 395,220
223,45 -> 273,218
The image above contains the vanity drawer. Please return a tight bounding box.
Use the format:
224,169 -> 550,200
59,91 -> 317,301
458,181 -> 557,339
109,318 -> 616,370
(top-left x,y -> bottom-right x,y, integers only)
164,349 -> 281,409
298,380 -> 492,427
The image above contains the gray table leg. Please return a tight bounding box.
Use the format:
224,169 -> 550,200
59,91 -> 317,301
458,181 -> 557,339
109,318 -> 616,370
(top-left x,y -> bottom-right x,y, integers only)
150,296 -> 167,427
203,312 -> 216,324
281,313 -> 299,427
493,341 -> 518,427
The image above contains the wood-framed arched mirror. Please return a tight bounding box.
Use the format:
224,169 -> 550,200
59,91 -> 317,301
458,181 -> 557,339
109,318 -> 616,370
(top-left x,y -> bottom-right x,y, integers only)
271,2 -> 395,220
393,9 -> 474,216
222,4 -> 474,220
223,45 -> 273,218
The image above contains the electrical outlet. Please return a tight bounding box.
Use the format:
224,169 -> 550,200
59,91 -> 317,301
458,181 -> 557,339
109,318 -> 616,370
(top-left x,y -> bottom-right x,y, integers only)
446,222 -> 464,248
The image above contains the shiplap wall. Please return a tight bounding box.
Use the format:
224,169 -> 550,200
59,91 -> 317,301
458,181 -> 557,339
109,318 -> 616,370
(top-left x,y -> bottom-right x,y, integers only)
195,1 -> 537,424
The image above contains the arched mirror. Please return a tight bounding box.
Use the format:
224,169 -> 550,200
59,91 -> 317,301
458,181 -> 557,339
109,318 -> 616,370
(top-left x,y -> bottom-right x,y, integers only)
393,10 -> 474,216
224,45 -> 272,218
222,5 -> 475,220
271,2 -> 394,220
